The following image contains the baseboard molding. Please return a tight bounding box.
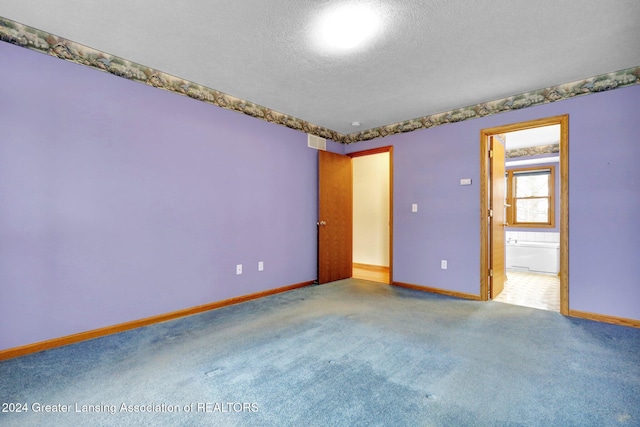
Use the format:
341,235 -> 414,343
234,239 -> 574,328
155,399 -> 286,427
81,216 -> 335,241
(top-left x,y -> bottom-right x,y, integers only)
391,283 -> 640,328
0,280 -> 314,361
569,309 -> 640,329
352,263 -> 391,283
352,263 -> 389,272
392,281 -> 482,301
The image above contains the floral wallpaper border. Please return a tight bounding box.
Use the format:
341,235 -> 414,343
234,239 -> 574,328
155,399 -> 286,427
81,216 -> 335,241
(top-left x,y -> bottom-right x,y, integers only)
344,68 -> 640,144
506,144 -> 559,159
2,17 -> 639,145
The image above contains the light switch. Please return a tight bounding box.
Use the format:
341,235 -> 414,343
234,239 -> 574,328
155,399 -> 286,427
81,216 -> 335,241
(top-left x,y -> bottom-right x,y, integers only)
460,178 -> 472,186
412,203 -> 418,212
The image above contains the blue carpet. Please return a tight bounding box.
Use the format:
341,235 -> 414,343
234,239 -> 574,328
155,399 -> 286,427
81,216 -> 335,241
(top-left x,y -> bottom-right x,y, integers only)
1,279 -> 639,426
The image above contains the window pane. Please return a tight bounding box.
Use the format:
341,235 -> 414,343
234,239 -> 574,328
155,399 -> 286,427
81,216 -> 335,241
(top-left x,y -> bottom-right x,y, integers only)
516,198 -> 549,223
515,174 -> 549,197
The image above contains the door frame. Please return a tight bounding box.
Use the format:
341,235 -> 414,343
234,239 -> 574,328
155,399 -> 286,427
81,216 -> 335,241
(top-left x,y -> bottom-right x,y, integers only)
347,146 -> 394,284
480,115 -> 569,315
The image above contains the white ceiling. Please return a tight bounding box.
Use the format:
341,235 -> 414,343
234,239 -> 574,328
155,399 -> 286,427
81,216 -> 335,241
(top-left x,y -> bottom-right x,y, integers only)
1,1 -> 639,136
505,125 -> 560,150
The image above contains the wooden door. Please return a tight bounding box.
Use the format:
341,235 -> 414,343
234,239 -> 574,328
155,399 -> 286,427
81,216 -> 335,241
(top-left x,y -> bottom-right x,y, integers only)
318,151 -> 353,284
490,135 -> 506,298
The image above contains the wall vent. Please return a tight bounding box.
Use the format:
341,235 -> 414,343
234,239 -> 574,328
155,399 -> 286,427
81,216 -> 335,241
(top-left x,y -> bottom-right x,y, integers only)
307,134 -> 327,151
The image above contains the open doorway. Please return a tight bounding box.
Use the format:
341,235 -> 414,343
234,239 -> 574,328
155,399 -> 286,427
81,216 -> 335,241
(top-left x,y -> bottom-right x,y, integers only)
317,147 -> 393,284
496,125 -> 560,311
349,146 -> 393,284
480,116 -> 569,315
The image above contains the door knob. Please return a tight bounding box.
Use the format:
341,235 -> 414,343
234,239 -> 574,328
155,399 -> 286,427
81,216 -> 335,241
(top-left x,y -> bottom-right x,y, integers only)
317,220 -> 327,226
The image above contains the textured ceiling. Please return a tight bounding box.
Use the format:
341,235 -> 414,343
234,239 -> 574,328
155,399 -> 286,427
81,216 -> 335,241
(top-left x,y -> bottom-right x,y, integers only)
505,125 -> 560,150
1,1 -> 639,137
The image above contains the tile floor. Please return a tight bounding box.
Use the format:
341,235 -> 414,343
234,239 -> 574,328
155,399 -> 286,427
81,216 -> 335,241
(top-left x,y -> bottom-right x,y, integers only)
493,270 -> 560,312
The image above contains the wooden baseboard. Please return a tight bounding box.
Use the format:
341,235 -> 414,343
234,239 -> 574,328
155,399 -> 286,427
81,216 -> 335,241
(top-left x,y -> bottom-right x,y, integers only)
569,309 -> 640,329
0,280 -> 314,361
392,281 -> 482,301
352,263 -> 390,283
352,263 -> 389,272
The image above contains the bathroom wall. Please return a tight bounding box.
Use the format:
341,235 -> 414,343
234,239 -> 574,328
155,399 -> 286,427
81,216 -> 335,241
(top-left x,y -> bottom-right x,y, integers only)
506,231 -> 560,244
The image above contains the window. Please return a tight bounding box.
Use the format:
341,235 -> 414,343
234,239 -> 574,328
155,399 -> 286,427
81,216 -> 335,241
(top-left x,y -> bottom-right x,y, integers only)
506,166 -> 555,227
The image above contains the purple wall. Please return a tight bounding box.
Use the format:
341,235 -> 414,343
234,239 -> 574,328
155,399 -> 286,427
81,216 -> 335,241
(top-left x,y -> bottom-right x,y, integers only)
0,42 -> 320,350
346,84 -> 640,320
1,41 -> 638,352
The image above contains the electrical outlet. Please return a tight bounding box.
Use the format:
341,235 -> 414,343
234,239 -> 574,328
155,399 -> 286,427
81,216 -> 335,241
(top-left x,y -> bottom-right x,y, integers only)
258,261 -> 264,271
236,264 -> 242,275
441,260 -> 447,269
412,203 -> 418,212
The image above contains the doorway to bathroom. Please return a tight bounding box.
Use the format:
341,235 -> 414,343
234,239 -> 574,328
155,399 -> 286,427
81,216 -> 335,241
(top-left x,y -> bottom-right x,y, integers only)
480,115 -> 568,314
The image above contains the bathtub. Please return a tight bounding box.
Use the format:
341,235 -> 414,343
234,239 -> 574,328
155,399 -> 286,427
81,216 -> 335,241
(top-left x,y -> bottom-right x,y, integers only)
505,241 -> 559,274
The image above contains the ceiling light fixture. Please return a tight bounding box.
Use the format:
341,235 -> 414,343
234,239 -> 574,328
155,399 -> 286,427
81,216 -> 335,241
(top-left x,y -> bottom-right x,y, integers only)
312,3 -> 386,53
